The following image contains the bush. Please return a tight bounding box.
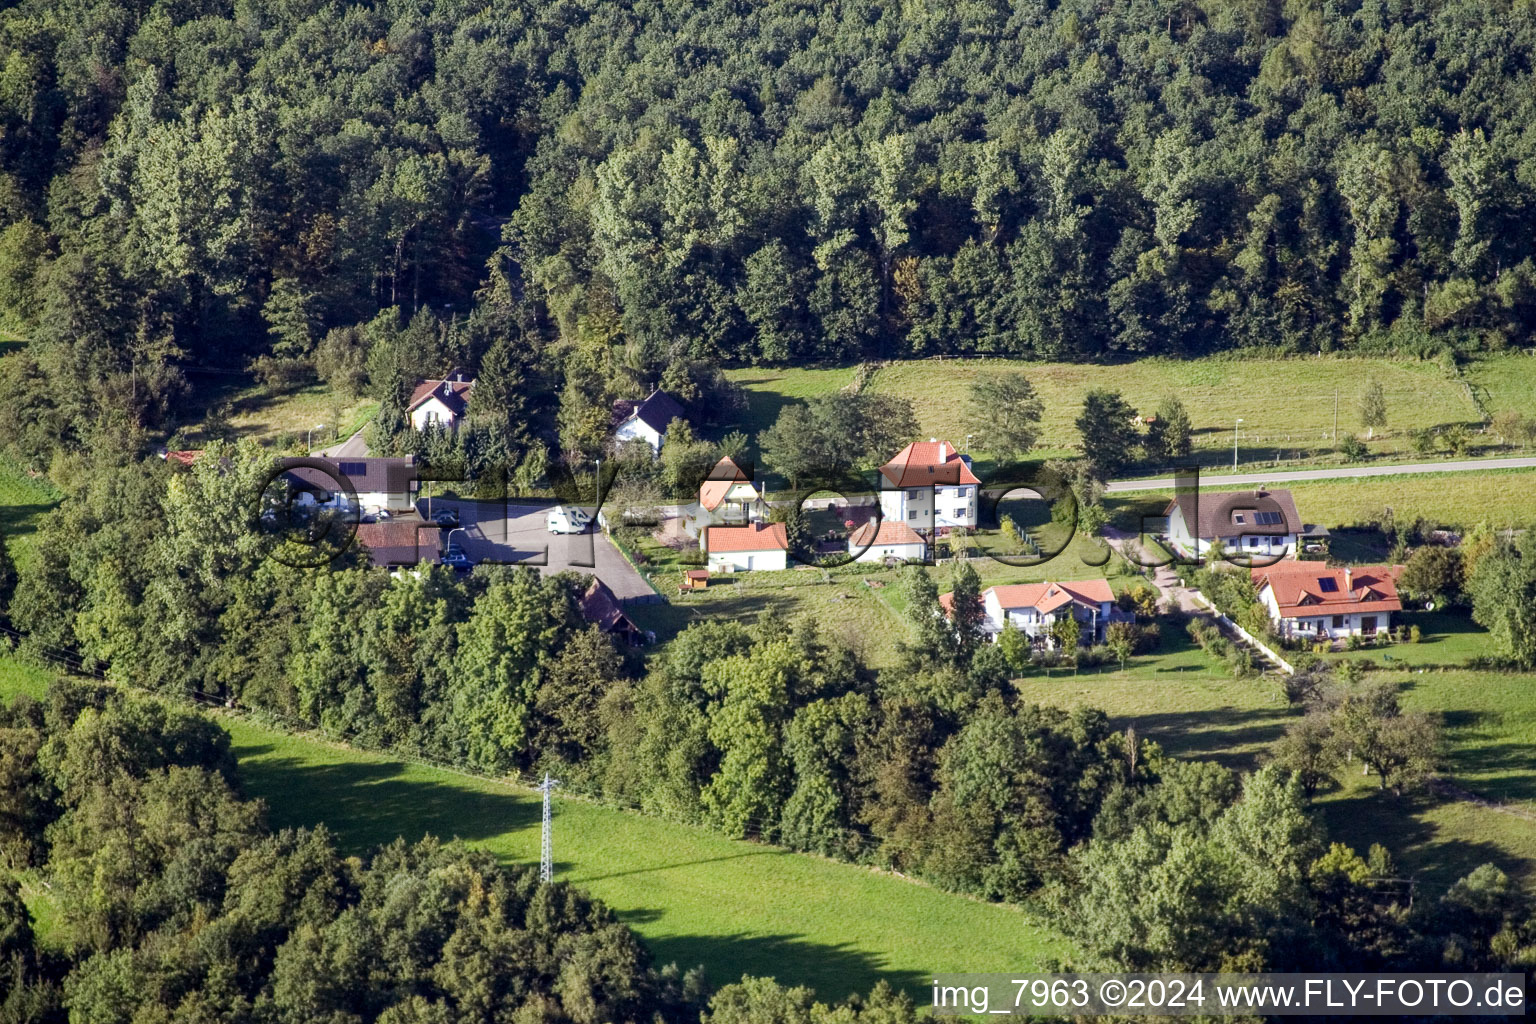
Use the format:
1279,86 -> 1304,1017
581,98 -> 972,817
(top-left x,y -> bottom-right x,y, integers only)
1346,634 -> 1363,650
1337,434 -> 1368,460
1409,624 -> 1422,643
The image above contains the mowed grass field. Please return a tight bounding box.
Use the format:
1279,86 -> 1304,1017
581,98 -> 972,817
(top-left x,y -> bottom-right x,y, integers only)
727,356 -> 1496,471
181,374 -> 379,449
1215,470 -> 1536,531
0,662 -> 1069,1001
0,458 -> 62,564
1466,352 -> 1536,422
1014,619 -> 1536,888
633,541 -> 1147,667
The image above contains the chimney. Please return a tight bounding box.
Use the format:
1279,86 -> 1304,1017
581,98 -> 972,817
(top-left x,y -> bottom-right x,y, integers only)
1344,567 -> 1352,594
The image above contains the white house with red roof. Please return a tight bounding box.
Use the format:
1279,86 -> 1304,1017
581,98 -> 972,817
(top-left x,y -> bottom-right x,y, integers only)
1251,563 -> 1405,640
847,518 -> 928,563
940,579 -> 1119,646
683,456 -> 768,538
704,522 -> 789,573
878,439 -> 981,534
408,371 -> 474,431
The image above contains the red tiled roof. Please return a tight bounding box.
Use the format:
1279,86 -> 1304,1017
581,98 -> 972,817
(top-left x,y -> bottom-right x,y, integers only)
988,579 -> 1115,613
163,449 -> 202,466
878,440 -> 981,488
706,522 -> 787,553
1252,563 -> 1405,617
408,377 -> 474,415
848,519 -> 926,547
940,579 -> 1114,617
580,577 -> 640,637
699,456 -> 757,511
355,521 -> 440,567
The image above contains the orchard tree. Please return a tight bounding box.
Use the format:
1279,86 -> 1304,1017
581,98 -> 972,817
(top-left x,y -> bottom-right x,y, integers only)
969,372 -> 1043,462
1076,390 -> 1138,477
1359,378 -> 1387,438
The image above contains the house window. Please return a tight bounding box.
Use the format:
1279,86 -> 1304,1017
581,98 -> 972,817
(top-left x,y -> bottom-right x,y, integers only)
954,509 -> 966,519
1331,615 -> 1344,628
909,510 -> 917,520
1247,537 -> 1258,547
956,487 -> 969,498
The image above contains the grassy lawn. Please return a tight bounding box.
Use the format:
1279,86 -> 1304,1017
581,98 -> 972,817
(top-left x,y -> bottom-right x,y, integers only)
632,546 -> 1149,667
1009,608 -> 1536,888
180,374 -> 378,449
725,356 -> 1505,476
0,661 -> 1069,1001
1214,469 -> 1536,532
1465,352 -> 1536,423
0,458 -> 62,565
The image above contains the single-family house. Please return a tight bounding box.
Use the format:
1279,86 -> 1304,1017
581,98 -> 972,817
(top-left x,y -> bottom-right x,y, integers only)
354,519 -> 440,568
580,577 -> 646,646
1252,563 -> 1404,641
280,456 -> 418,513
878,439 -> 981,534
1164,488 -> 1307,561
940,579 -> 1119,646
704,522 -> 789,573
408,371 -> 474,431
847,518 -> 928,563
683,456 -> 768,538
613,389 -> 686,454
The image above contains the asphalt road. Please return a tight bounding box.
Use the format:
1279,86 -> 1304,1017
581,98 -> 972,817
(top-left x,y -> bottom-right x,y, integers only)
1104,456 -> 1536,493
318,429 -> 369,458
418,497 -> 656,602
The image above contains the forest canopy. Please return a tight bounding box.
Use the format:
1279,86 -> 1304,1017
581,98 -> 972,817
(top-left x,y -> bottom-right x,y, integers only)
2,0 -> 1535,456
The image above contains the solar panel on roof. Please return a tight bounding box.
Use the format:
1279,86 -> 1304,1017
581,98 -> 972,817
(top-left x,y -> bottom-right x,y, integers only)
1317,577 -> 1338,592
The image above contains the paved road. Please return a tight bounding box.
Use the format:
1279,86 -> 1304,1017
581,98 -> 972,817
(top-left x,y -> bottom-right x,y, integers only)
317,429 -> 369,458
420,497 -> 656,602
1105,456 -> 1536,493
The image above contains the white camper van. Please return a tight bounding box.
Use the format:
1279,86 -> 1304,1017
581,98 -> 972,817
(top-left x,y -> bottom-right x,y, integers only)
546,505 -> 591,534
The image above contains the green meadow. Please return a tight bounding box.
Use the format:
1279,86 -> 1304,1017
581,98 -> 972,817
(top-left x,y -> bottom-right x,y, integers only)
0,661 -> 1067,1002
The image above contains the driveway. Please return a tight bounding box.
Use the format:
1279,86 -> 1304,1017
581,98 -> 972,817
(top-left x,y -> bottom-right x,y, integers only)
418,497 -> 656,602
1106,456 -> 1536,493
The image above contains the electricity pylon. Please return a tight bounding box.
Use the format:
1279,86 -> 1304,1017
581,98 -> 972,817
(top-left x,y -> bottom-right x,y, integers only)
538,773 -> 560,883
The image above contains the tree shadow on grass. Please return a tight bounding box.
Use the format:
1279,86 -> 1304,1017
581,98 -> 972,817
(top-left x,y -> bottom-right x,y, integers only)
1111,706 -> 1295,771
639,925 -> 928,1007
231,750 -> 540,853
1316,787 -> 1524,888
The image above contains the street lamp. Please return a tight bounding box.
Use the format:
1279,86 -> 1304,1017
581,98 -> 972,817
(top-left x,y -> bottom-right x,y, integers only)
1233,418 -> 1243,471
308,423 -> 326,452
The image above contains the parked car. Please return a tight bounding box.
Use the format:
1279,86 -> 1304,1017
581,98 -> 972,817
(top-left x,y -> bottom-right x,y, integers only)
547,505 -> 591,534
432,507 -> 459,526
442,542 -> 472,572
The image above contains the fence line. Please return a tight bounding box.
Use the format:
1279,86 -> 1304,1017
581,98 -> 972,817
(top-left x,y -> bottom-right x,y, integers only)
1188,591 -> 1295,675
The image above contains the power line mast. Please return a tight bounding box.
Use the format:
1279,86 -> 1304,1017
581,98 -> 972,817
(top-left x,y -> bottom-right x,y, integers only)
538,773 -> 560,883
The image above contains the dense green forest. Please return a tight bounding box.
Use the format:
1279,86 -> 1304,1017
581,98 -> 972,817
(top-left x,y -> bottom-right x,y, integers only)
2,0 -> 1536,463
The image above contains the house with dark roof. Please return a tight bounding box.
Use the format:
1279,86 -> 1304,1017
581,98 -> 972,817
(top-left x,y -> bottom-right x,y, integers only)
704,522 -> 788,572
682,456 -> 767,538
1164,488 -> 1317,561
877,439 -> 981,535
847,518 -> 927,563
579,577 -> 645,646
939,579 -> 1121,646
613,389 -> 686,454
408,370 -> 474,431
1252,562 -> 1404,640
279,456 -> 418,513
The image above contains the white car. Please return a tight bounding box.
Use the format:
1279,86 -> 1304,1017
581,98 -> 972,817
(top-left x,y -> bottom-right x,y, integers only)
546,505 -> 591,534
